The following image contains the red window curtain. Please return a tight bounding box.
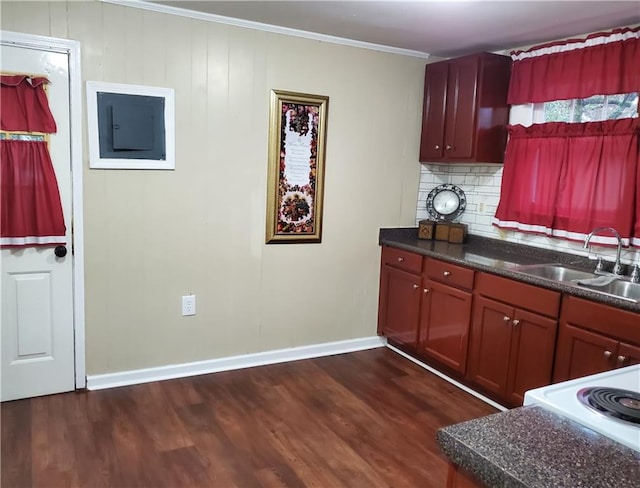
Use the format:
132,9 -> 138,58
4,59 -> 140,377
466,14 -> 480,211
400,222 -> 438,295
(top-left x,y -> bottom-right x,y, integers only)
0,75 -> 57,133
508,27 -> 640,104
0,140 -> 66,247
493,119 -> 639,246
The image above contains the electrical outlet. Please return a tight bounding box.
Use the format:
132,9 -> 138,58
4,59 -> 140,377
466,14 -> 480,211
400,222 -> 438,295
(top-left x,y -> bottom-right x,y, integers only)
182,295 -> 196,316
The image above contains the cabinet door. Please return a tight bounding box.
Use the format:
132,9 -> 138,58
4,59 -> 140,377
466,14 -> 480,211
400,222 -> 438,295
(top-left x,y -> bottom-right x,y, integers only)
505,309 -> 558,406
378,265 -> 421,349
553,323 -> 619,382
616,342 -> 640,368
419,61 -> 448,161
444,55 -> 478,160
419,279 -> 472,374
467,296 -> 513,396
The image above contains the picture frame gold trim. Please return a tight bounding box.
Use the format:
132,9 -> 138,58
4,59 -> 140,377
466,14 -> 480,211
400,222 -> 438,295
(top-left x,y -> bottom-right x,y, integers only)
266,90 -> 329,243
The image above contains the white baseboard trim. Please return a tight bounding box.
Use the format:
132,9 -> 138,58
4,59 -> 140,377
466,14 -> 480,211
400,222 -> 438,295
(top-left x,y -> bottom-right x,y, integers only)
386,344 -> 508,412
86,336 -> 386,391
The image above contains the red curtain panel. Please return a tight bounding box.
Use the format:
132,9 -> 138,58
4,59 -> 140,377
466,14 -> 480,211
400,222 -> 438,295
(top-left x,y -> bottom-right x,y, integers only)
508,27 -> 640,104
493,119 -> 639,246
0,140 -> 66,247
0,75 -> 57,133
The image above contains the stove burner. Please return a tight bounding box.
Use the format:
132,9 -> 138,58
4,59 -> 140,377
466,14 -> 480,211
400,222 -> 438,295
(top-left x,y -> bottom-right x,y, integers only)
578,387 -> 640,425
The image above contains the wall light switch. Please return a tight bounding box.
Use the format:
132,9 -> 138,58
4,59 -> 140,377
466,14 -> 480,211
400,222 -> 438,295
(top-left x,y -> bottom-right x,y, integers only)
182,295 -> 196,316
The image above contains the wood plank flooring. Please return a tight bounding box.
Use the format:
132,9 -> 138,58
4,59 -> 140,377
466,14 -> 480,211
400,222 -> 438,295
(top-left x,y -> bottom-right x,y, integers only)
1,348 -> 497,488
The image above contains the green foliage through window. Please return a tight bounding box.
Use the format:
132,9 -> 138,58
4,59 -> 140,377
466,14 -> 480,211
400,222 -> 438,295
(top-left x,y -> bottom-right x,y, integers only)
543,93 -> 638,122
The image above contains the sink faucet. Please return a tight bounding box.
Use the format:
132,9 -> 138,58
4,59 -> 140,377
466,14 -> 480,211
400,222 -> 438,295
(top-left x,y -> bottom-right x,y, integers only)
583,227 -> 625,275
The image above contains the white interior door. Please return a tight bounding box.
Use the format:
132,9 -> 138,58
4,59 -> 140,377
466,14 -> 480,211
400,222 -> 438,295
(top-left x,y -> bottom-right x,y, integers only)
1,43 -> 75,401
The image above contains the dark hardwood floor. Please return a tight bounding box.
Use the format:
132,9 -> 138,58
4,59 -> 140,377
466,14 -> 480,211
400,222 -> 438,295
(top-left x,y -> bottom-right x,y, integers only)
1,348 -> 497,487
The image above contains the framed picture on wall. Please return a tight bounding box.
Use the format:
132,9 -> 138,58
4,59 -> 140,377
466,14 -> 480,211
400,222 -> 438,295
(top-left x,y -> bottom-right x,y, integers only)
265,90 -> 329,243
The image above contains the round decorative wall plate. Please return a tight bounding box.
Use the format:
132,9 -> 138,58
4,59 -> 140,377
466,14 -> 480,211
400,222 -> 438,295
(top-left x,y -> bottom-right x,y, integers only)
425,184 -> 466,222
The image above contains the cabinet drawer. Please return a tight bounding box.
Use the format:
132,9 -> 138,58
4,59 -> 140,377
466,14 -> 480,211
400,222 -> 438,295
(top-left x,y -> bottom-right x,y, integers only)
382,246 -> 422,274
476,272 -> 560,318
561,295 -> 640,344
425,258 -> 474,290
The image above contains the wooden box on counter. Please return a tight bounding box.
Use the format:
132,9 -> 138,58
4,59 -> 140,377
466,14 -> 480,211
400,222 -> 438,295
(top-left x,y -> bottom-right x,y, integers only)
434,222 -> 468,243
418,220 -> 437,240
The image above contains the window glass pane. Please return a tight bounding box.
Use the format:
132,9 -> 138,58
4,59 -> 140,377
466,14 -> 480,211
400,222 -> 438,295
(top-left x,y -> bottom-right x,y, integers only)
606,93 -> 638,119
575,95 -> 605,122
544,100 -> 572,122
543,93 -> 638,123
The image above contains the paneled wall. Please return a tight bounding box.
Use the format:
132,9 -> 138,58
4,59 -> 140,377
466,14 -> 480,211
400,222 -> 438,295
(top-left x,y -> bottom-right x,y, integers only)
1,1 -> 425,374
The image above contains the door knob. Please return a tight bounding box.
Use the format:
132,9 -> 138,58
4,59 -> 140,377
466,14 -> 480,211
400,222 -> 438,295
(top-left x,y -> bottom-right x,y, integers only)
603,350 -> 612,358
512,319 -> 520,326
54,245 -> 67,258
617,355 -> 627,364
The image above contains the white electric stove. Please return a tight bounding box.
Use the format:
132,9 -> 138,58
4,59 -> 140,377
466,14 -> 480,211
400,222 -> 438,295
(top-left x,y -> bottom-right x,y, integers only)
524,365 -> 640,452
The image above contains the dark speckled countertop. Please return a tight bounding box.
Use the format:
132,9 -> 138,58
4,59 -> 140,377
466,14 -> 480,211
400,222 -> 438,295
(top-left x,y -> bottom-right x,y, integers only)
437,406 -> 640,488
379,227 -> 640,314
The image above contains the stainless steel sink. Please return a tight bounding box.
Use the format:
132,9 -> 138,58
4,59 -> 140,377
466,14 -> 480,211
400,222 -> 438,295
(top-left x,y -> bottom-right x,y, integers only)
513,264 -> 598,282
575,279 -> 640,302
513,263 -> 640,303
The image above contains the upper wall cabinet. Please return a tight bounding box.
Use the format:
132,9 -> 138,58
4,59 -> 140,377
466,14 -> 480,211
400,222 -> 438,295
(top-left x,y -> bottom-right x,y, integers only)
419,52 -> 511,163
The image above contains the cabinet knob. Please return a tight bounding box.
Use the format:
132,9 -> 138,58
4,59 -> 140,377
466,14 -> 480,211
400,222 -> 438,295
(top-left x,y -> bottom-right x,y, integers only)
413,284 -> 419,290
512,319 -> 520,326
617,355 -> 627,364
503,316 -> 511,322
434,144 -> 440,150
446,144 -> 453,150
443,271 -> 451,277
603,350 -> 612,358
423,288 -> 430,294
397,257 -> 404,262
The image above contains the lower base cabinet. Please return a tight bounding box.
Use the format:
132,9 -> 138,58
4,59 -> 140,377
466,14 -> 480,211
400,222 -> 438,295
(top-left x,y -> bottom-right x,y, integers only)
553,296 -> 640,382
467,273 -> 559,407
377,246 -> 422,349
377,245 -> 640,409
419,258 -> 474,374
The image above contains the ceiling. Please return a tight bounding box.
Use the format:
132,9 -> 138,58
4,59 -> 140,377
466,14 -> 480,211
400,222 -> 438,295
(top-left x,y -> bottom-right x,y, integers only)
150,1 -> 640,58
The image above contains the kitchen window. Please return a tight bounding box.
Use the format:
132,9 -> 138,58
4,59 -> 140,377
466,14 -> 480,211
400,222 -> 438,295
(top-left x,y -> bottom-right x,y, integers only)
535,93 -> 638,123
493,27 -> 640,247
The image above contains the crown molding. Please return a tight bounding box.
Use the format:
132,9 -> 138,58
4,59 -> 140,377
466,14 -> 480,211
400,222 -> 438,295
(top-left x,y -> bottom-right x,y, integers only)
101,0 -> 430,59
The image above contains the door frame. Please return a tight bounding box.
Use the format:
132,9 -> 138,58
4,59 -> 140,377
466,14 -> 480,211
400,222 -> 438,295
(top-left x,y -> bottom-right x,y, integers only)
1,30 -> 86,389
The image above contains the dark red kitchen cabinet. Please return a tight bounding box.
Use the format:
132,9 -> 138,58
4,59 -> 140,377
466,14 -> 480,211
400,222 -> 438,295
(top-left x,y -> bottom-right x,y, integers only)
505,309 -> 558,406
467,295 -> 513,395
553,324 -> 619,381
618,342 -> 640,368
467,273 -> 559,407
553,296 -> 640,382
419,52 -> 511,163
378,247 -> 422,350
418,258 -> 474,374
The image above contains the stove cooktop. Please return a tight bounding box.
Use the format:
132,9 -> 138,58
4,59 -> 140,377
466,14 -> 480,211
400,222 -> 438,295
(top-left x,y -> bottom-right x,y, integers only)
524,365 -> 640,452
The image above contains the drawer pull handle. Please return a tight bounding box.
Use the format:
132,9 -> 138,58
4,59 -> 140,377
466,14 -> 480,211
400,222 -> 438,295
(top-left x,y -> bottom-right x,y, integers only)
617,355 -> 626,364
413,284 -> 419,290
503,316 -> 511,322
443,271 -> 451,277
446,144 -> 453,150
423,288 -> 430,294
435,144 -> 440,150
398,257 -> 404,262
603,350 -> 612,358
512,319 -> 520,326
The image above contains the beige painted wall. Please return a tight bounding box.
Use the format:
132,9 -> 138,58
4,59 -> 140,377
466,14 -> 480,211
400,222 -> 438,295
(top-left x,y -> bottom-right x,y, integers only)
1,1 -> 425,374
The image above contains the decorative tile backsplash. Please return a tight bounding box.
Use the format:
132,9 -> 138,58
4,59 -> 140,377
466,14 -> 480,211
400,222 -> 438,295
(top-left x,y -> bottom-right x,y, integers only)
416,163 -> 639,266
